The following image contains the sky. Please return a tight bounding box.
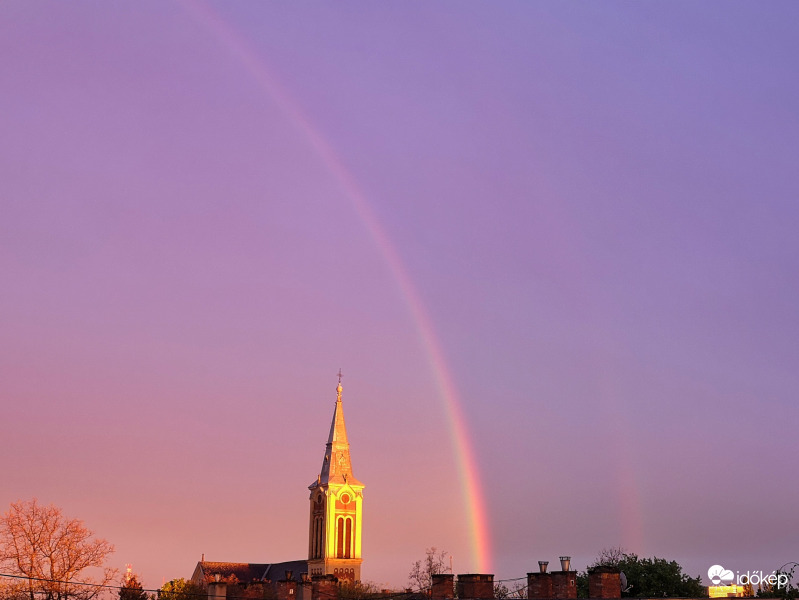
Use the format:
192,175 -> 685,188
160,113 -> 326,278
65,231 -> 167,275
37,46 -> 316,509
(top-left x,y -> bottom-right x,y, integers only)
2,0 -> 799,592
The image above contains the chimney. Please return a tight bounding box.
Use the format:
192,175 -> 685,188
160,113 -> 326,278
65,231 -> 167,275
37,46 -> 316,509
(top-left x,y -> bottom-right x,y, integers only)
526,571 -> 552,600
588,567 -> 621,599
551,559 -> 576,600
277,578 -> 298,600
311,575 -> 338,600
431,574 -> 455,600
285,572 -> 293,581
456,574 -> 494,600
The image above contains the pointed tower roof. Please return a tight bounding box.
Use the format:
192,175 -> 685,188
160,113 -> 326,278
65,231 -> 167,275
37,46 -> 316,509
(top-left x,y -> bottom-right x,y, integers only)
327,380 -> 349,446
310,374 -> 363,489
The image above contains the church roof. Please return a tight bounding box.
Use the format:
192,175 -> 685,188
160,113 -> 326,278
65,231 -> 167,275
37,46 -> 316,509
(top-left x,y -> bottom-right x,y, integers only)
262,560 -> 311,582
194,560 -> 309,584
310,379 -> 363,489
327,383 -> 349,446
195,562 -> 269,583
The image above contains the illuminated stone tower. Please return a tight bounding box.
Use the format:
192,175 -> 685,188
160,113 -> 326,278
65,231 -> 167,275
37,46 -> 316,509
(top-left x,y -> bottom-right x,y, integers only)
307,374 -> 364,582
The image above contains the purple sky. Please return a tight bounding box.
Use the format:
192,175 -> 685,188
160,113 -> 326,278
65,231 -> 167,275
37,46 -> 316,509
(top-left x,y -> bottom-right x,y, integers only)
2,1 -> 798,591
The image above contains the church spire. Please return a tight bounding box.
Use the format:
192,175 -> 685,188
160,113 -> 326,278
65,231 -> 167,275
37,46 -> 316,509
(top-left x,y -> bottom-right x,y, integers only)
327,373 -> 348,446
307,373 -> 365,582
315,372 -> 361,487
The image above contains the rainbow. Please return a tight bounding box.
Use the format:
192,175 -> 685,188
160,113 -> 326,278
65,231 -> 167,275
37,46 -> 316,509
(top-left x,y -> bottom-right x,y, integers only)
178,0 -> 493,573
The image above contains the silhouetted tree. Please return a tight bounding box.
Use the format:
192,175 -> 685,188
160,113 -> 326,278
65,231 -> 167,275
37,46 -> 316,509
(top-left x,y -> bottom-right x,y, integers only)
408,548 -> 451,592
757,564 -> 798,600
579,547 -> 705,598
592,548 -> 627,569
576,573 -> 588,599
494,582 -> 527,599
119,575 -> 149,600
338,581 -> 382,600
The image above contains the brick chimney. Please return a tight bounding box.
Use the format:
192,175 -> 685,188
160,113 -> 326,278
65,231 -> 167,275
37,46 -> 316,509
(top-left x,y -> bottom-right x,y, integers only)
456,574 -> 494,600
527,568 -> 552,600
588,567 -> 621,599
431,574 -> 455,600
551,557 -> 577,600
277,573 -> 298,600
311,575 -> 338,600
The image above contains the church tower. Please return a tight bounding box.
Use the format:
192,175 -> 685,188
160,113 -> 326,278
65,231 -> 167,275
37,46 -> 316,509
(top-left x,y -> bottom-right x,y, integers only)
307,374 -> 364,582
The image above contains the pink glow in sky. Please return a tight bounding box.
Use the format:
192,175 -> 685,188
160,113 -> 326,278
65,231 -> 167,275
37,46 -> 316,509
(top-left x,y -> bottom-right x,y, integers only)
2,1 -> 799,592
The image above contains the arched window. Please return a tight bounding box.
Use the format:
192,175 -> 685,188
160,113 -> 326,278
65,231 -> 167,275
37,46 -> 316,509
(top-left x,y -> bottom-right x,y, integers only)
312,516 -> 324,559
317,517 -> 323,558
336,517 -> 344,558
313,518 -> 318,558
345,517 -> 352,559
311,518 -> 316,558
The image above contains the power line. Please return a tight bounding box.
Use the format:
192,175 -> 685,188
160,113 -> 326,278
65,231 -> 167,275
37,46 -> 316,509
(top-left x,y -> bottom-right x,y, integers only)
0,573 -> 428,600
0,571 -> 547,600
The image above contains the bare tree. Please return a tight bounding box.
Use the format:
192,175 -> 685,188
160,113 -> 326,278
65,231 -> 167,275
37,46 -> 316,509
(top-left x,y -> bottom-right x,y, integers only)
408,548 -> 451,592
494,582 -> 527,600
0,500 -> 117,600
0,577 -> 29,600
589,547 -> 627,569
337,580 -> 382,600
